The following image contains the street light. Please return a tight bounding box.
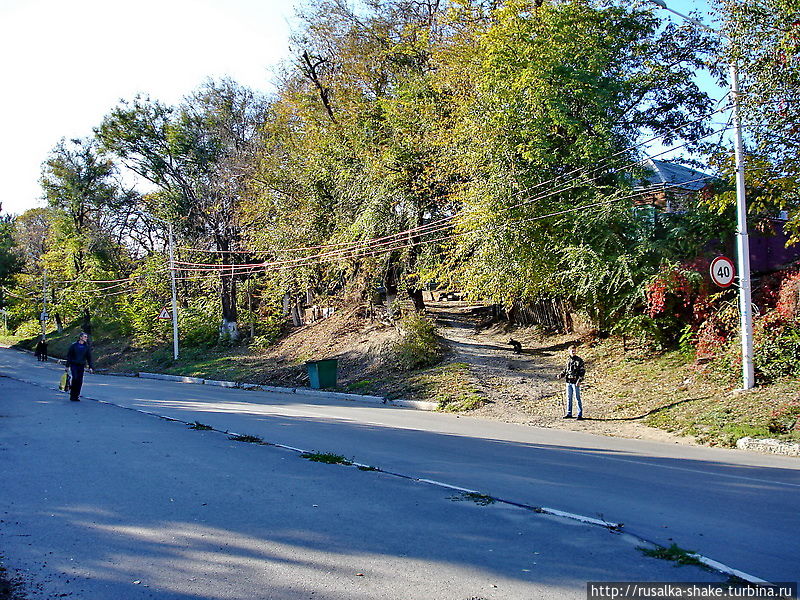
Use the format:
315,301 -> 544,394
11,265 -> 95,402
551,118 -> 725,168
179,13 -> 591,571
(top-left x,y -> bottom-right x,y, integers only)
648,0 -> 755,390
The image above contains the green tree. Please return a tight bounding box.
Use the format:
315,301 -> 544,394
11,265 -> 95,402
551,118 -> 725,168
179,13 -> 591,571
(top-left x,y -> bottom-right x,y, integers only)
718,0 -> 800,240
0,207 -> 23,296
98,79 -> 269,341
244,0 -> 457,311
39,137 -> 134,333
428,0 -> 720,325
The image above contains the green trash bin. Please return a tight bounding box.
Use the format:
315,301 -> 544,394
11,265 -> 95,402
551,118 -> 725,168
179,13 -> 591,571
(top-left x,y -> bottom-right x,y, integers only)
306,358 -> 338,389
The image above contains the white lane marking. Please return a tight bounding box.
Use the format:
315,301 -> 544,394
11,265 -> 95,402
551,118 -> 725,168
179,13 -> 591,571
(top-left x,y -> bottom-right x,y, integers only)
688,553 -> 771,585
416,479 -> 480,494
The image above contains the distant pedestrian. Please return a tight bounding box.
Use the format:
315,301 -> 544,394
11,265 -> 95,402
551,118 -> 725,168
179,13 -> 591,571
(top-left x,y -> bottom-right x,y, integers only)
558,345 -> 585,420
35,336 -> 49,362
65,332 -> 94,402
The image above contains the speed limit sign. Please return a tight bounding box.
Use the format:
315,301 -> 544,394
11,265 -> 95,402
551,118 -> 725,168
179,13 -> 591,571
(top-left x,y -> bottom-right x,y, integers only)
710,256 -> 736,288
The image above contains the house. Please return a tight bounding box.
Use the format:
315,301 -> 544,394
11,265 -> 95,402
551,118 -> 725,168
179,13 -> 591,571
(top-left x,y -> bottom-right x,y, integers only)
636,158 -> 715,213
636,159 -> 800,274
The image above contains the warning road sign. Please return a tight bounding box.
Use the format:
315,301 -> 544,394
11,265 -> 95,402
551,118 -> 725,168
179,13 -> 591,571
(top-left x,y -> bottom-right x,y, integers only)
157,306 -> 172,320
710,256 -> 736,288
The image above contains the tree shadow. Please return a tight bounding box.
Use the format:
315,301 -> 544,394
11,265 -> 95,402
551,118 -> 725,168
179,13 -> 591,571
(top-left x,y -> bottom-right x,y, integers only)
585,396 -> 709,422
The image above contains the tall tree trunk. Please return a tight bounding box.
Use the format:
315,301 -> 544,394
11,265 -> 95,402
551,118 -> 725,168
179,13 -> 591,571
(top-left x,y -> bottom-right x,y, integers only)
405,223 -> 425,312
217,236 -> 240,341
408,288 -> 426,312
220,272 -> 240,341
82,308 -> 92,335
51,289 -> 63,333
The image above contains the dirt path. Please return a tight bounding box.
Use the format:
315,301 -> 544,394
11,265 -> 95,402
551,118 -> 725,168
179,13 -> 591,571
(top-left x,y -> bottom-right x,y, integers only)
428,301 -> 696,445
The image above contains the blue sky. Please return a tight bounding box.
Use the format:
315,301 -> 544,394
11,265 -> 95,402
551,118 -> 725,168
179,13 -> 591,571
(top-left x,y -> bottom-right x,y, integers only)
0,0 -> 723,217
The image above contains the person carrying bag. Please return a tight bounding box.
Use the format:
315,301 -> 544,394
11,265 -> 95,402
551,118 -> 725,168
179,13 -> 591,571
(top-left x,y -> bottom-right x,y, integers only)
65,332 -> 94,402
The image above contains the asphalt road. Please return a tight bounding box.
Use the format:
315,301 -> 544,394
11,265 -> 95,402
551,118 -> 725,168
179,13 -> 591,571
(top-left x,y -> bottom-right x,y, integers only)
1,347 -> 798,588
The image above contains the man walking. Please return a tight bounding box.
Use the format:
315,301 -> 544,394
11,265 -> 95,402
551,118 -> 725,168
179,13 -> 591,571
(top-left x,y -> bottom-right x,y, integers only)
65,332 -> 94,402
558,345 -> 585,420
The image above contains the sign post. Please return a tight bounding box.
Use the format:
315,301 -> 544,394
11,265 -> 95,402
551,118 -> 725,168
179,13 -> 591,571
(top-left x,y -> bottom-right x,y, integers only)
710,256 -> 736,289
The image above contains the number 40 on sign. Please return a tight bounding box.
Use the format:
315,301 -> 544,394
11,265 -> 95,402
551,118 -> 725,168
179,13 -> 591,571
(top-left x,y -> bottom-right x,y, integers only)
710,256 -> 736,288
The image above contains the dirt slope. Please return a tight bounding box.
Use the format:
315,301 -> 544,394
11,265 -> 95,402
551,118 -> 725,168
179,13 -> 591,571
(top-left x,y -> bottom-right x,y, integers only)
427,301 -> 698,445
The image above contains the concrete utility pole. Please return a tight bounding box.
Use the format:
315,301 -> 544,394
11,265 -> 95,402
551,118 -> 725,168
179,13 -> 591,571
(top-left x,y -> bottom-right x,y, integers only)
648,0 -> 755,389
167,222 -> 180,360
40,268 -> 48,340
140,212 -> 180,360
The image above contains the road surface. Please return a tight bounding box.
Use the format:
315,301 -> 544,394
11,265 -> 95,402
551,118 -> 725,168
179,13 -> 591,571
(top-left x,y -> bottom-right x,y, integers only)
1,347 -> 797,590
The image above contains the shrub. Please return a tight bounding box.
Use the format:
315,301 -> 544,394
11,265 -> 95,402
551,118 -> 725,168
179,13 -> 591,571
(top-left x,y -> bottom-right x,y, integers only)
179,298 -> 220,349
388,312 -> 443,371
753,321 -> 800,381
768,400 -> 800,434
644,261 -> 712,346
14,319 -> 43,339
776,271 -> 800,321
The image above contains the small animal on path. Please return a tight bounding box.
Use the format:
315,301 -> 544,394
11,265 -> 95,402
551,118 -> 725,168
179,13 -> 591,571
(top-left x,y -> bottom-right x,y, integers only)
508,338 -> 523,354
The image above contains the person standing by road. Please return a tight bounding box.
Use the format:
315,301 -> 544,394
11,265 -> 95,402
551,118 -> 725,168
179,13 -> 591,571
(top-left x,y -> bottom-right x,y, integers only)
35,336 -> 46,361
65,332 -> 94,402
558,345 -> 585,420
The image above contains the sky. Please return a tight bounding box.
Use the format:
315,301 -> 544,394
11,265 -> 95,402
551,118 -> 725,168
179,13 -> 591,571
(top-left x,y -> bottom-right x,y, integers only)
0,0 -> 718,217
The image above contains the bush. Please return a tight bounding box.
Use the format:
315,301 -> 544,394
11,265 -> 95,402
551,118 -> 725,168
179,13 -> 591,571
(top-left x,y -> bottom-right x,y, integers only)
179,298 -> 220,349
768,400 -> 800,434
753,320 -> 800,381
14,319 -> 43,339
388,312 -> 443,371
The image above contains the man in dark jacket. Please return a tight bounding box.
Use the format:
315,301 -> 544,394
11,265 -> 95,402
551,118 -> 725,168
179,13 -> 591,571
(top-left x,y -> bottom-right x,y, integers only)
558,344 -> 585,419
65,332 -> 94,401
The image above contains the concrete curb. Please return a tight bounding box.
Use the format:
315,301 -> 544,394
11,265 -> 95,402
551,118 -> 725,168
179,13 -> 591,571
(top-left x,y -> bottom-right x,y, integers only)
737,436 -> 800,457
132,369 -> 437,411
392,399 -> 438,411
139,372 -> 204,385
203,379 -> 239,388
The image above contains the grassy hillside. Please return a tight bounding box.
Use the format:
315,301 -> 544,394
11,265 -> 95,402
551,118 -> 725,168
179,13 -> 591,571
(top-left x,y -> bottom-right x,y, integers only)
580,341 -> 800,447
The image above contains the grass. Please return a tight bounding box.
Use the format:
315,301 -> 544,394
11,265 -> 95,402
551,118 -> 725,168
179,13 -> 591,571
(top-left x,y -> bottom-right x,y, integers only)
228,434 -> 264,444
385,362 -> 485,411
301,452 -> 352,465
189,421 -> 213,430
346,378 -> 377,392
447,492 -> 496,506
583,340 -> 800,447
639,543 -> 710,570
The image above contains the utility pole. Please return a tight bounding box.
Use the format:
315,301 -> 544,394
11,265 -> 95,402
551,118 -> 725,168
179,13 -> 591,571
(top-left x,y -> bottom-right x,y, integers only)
40,268 -> 48,340
168,222 -> 180,360
140,211 -> 180,360
648,0 -> 755,389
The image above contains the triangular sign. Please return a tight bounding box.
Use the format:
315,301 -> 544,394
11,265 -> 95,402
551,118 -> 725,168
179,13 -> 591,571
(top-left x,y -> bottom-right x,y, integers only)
157,306 -> 171,320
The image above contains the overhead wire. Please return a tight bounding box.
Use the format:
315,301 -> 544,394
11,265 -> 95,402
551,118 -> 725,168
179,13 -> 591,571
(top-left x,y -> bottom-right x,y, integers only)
170,174 -> 716,281
170,119 -> 732,277
7,102 -> 737,298
176,102 -> 734,260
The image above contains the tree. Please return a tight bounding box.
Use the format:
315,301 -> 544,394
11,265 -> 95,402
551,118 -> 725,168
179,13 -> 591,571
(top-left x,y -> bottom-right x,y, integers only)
0,206 -> 23,295
39,137 -> 134,333
718,0 -> 800,241
98,79 -> 270,340
426,0 -> 720,323
244,0 -> 456,312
